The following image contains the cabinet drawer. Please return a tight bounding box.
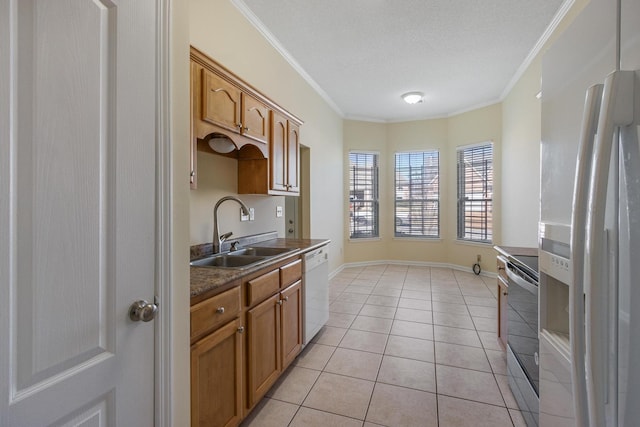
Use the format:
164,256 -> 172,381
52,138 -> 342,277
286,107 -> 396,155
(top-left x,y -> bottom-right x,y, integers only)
247,269 -> 280,307
280,259 -> 302,288
191,286 -> 241,341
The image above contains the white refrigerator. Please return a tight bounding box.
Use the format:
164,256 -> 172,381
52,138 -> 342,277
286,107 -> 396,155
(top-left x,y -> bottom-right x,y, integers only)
540,0 -> 640,426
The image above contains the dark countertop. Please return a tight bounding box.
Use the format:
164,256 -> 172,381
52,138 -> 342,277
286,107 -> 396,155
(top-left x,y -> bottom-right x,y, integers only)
494,245 -> 538,258
190,238 -> 330,300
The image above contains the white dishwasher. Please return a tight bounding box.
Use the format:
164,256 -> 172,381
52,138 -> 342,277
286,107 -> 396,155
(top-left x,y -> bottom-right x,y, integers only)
303,246 -> 329,345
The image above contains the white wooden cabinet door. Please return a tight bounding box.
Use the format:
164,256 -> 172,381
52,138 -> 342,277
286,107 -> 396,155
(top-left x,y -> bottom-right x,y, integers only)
0,0 -> 160,425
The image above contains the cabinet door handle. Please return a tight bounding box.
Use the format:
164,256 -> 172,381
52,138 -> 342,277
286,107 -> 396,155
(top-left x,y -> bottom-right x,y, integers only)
503,292 -> 508,296
216,307 -> 225,314
243,127 -> 249,132
237,326 -> 244,334
236,123 -> 242,129
498,266 -> 505,271
276,300 -> 283,306
283,296 -> 289,302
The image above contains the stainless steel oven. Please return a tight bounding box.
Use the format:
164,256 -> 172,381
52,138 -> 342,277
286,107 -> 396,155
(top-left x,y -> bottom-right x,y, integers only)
505,254 -> 539,427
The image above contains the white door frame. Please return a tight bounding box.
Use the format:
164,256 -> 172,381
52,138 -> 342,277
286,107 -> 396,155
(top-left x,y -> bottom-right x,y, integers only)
155,0 -> 174,425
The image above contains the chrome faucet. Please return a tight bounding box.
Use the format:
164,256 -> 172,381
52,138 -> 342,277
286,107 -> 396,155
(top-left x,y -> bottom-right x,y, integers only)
213,196 -> 250,254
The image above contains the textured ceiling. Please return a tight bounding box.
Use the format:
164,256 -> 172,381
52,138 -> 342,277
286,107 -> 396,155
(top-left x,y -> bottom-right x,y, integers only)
236,0 -> 566,122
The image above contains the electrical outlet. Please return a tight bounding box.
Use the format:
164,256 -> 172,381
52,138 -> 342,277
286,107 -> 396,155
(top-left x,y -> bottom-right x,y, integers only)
249,207 -> 255,221
240,208 -> 249,222
276,206 -> 283,217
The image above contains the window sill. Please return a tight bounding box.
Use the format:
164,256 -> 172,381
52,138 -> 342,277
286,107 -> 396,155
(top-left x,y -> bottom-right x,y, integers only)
348,237 -> 382,243
392,236 -> 442,242
454,239 -> 493,248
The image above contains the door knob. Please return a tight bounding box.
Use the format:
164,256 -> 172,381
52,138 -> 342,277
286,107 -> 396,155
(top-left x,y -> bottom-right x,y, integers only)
129,300 -> 158,322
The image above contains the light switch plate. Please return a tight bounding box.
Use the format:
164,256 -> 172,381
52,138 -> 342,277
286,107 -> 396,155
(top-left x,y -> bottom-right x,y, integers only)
249,207 -> 255,221
276,206 -> 283,218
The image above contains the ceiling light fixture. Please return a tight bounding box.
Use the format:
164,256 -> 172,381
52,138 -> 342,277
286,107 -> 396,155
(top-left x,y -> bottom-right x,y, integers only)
402,92 -> 424,105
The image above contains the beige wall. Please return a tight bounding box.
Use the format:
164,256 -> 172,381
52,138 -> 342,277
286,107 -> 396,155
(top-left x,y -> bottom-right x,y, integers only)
190,153 -> 286,245
343,105 -> 502,273
501,58 -> 542,247
189,0 -> 344,272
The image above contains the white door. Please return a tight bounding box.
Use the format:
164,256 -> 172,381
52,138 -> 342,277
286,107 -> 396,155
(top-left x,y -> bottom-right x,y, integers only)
0,0 -> 160,425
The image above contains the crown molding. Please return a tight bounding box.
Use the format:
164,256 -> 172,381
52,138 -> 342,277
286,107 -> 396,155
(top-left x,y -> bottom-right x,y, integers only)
231,0 -> 344,116
500,0 -> 576,100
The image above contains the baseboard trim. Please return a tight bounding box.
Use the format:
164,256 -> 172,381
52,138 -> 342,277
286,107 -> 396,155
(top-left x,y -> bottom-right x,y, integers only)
330,260 -> 497,280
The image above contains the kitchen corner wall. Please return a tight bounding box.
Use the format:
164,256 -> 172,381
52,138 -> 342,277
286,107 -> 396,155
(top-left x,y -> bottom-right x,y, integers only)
189,0 -> 344,272
344,104 -> 502,273
499,0 -> 590,248
501,58 -> 541,247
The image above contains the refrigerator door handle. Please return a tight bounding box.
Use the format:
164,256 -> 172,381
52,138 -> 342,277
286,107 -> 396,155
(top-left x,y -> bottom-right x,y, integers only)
570,83 -> 603,427
586,70 -> 634,427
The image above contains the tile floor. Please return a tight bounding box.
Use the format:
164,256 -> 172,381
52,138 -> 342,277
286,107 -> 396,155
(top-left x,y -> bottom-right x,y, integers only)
241,264 -> 526,427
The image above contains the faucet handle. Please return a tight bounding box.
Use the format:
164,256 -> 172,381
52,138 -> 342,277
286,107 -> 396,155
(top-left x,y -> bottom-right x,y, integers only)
230,241 -> 240,251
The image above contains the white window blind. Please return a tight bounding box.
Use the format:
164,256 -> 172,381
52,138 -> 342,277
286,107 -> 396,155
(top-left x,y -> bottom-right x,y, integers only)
349,152 -> 379,238
394,151 -> 439,238
457,143 -> 493,243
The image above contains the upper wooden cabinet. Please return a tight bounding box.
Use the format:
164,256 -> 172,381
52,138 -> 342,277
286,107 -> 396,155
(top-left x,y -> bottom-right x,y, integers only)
190,46 -> 302,192
241,93 -> 270,145
201,69 -> 242,134
270,112 -> 300,194
200,68 -> 270,145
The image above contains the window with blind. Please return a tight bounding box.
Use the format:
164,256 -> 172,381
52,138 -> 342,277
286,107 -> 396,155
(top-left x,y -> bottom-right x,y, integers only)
457,143 -> 493,243
394,151 -> 440,238
349,152 -> 379,238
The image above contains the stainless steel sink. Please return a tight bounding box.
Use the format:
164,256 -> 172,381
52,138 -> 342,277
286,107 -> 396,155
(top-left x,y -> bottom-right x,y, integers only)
190,254 -> 268,269
190,246 -> 299,269
230,247 -> 297,257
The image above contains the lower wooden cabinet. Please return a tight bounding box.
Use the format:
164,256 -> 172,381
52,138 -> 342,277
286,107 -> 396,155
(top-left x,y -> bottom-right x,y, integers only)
191,318 -> 243,427
281,281 -> 302,370
497,256 -> 509,349
246,280 -> 303,408
190,256 -> 304,426
246,294 -> 281,407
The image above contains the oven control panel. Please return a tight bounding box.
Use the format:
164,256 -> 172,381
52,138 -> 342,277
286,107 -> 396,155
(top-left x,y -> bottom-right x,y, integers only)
539,250 -> 571,286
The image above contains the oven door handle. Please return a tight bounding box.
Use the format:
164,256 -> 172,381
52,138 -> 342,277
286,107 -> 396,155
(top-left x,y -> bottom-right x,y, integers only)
506,266 -> 538,296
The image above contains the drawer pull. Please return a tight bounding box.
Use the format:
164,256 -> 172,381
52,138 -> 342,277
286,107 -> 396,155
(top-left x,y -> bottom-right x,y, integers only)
216,307 -> 225,314
237,326 -> 244,334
